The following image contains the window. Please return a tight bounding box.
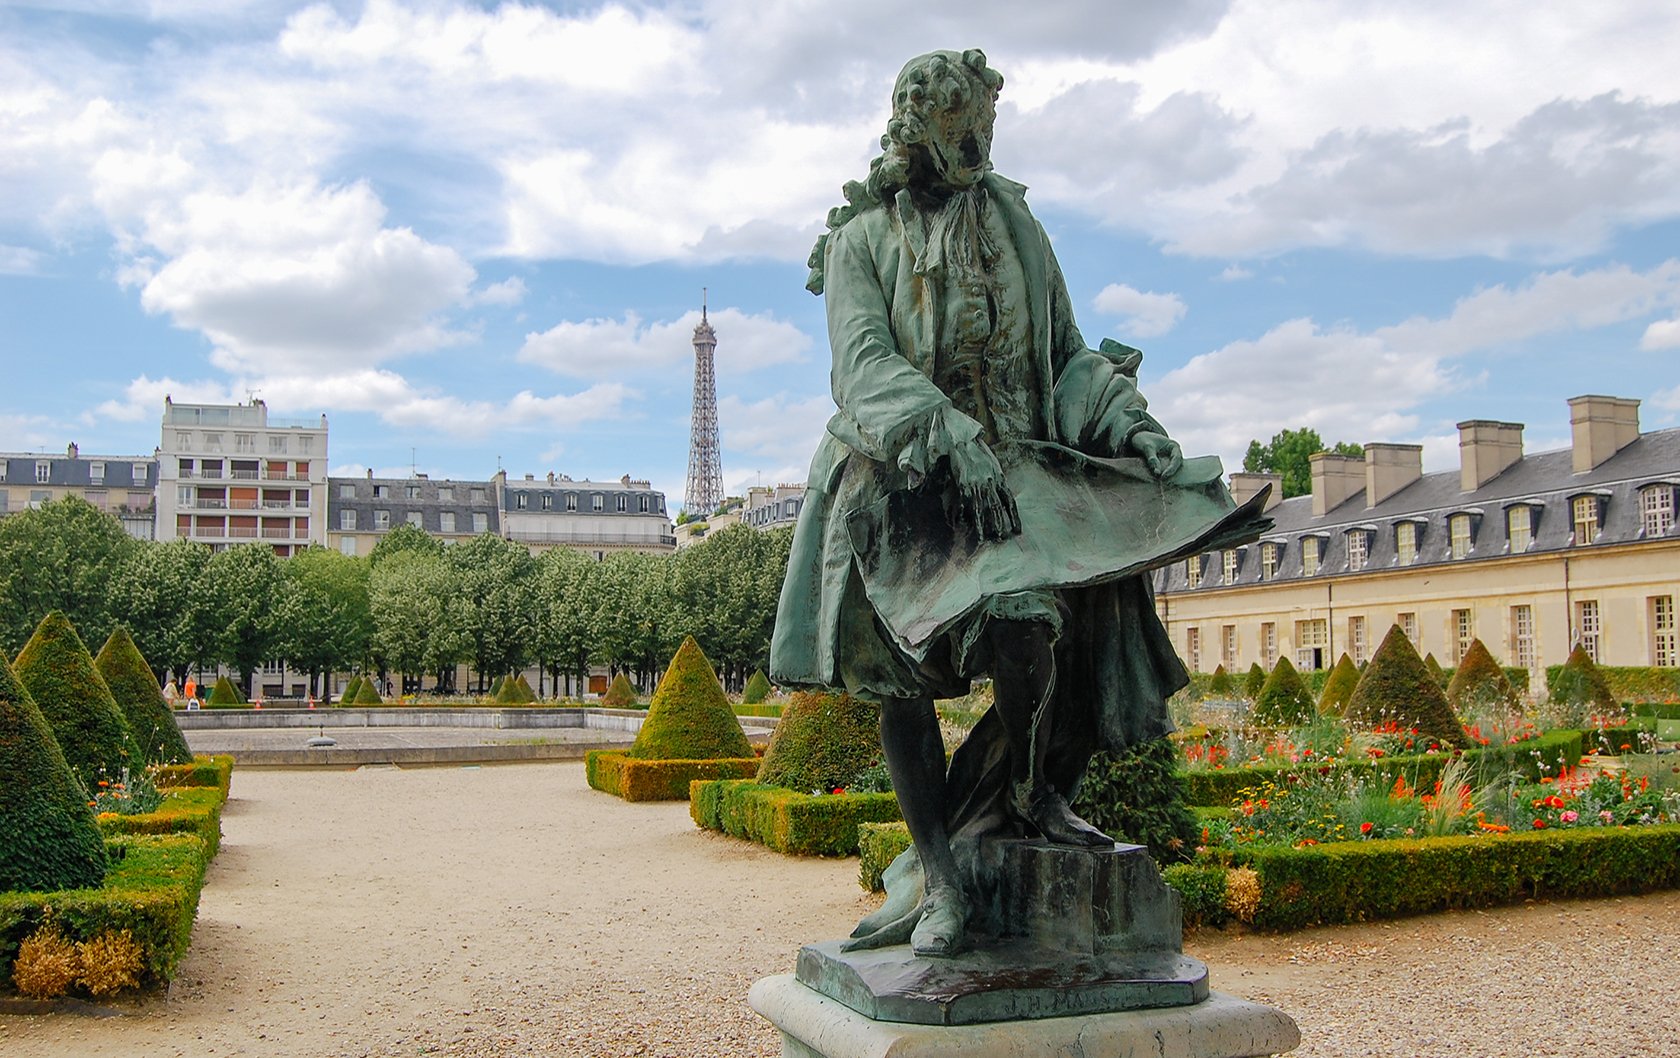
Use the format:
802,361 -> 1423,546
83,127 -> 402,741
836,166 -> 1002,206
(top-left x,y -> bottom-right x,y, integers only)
1260,542 -> 1279,580
1347,530 -> 1368,572
438,486 -> 454,502
1185,627 -> 1201,672
1348,616 -> 1367,665
440,511 -> 456,533
372,484 -> 389,499
541,493 -> 553,510
339,509 -> 356,531
617,494 -> 628,512
1397,522 -> 1418,566
592,493 -> 604,511
1449,514 -> 1473,559
566,493 -> 578,511
1572,495 -> 1600,544
1510,604 -> 1535,671
1222,549 -> 1239,584
407,511 -> 423,528
1185,556 -> 1202,589
203,432 -> 222,451
1651,596 -> 1677,667
1451,608 -> 1474,664
177,485 -> 193,506
0,462 -> 8,483
639,496 -> 650,513
406,484 -> 422,499
1399,612 -> 1419,647
1295,619 -> 1328,670
235,433 -> 255,452
1641,486 -> 1675,536
470,487 -> 487,503
89,461 -> 105,484
339,537 -> 357,556
373,509 -> 390,530
1507,505 -> 1533,553
339,483 -> 355,499
175,431 -> 193,449
35,461 -> 50,484
1302,537 -> 1321,576
268,435 -> 287,454
1261,622 -> 1277,666
515,493 -> 528,509
28,490 -> 50,508
1221,624 -> 1237,670
85,490 -> 107,510
1576,600 -> 1601,662
299,435 -> 314,454
472,512 -> 488,532
132,462 -> 146,483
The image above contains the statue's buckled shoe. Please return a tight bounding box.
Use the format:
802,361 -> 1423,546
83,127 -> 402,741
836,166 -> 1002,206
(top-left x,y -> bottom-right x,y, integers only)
1013,781 -> 1117,848
911,884 -> 968,958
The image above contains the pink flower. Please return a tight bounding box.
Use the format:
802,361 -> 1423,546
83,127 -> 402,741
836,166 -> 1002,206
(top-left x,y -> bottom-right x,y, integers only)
1561,810 -> 1579,823
1600,810 -> 1614,823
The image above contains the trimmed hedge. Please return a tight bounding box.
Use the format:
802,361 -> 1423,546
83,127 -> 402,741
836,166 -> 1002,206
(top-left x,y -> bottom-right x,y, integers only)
1546,646 -> 1616,714
755,690 -> 881,794
1318,654 -> 1359,715
600,673 -> 637,708
1554,664 -> 1680,706
352,678 -> 383,705
96,787 -> 225,858
493,673 -> 537,704
1243,663 -> 1266,700
1346,624 -> 1470,748
858,821 -> 913,891
14,610 -> 137,792
152,755 -> 234,801
0,656 -> 109,893
585,750 -> 758,802
1632,703 -> 1680,720
742,669 -> 772,705
1178,729 -> 1584,807
340,676 -> 363,704
206,676 -> 243,707
1253,657 -> 1315,727
629,636 -> 751,761
690,779 -> 902,856
95,628 -> 193,766
1447,638 -> 1521,717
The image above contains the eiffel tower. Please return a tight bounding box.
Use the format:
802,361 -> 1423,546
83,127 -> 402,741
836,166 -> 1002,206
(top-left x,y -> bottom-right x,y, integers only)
684,291 -> 724,517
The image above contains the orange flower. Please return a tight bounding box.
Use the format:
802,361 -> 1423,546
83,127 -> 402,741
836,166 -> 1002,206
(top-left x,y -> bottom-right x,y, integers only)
1532,819 -> 1547,829
1359,822 -> 1374,834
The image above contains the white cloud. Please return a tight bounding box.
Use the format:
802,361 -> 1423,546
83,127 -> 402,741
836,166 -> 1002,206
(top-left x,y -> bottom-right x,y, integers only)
1641,318 -> 1680,351
0,412 -> 63,451
518,307 -> 812,381
0,244 -> 44,275
1091,283 -> 1187,338
1653,385 -> 1680,413
720,393 -> 833,474
1217,264 -> 1252,281
464,276 -> 526,308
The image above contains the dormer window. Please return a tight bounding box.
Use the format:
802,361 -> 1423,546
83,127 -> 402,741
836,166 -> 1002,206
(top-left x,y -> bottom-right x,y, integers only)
1396,521 -> 1419,566
1571,495 -> 1601,545
1449,514 -> 1474,559
1641,485 -> 1675,536
1260,542 -> 1280,580
1346,529 -> 1370,572
1507,504 -> 1534,553
1222,549 -> 1239,584
1185,556 -> 1203,589
1302,536 -> 1322,576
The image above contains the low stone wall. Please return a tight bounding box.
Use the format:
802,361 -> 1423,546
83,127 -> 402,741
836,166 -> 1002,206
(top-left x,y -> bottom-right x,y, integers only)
176,707 -> 657,731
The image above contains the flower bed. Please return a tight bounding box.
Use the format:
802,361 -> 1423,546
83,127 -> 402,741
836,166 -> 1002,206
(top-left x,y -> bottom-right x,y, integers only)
585,750 -> 759,802
96,787 -> 227,857
689,779 -> 901,856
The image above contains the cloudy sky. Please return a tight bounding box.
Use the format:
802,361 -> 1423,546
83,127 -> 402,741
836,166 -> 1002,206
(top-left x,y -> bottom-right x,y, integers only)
3,1 -> 1679,508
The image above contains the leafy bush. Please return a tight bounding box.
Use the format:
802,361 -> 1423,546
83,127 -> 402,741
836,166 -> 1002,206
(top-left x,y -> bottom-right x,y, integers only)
1546,646 -> 1618,717
96,786 -> 226,858
1447,639 -> 1520,716
1243,663 -> 1266,700
152,755 -> 233,801
352,678 -> 383,705
1345,625 -> 1469,748
1072,737 -> 1199,864
494,673 -> 537,704
95,628 -> 192,766
1252,656 -> 1315,727
1162,864 -> 1232,929
1317,654 -> 1359,715
1600,669 -> 1680,704
585,750 -> 757,802
857,822 -> 913,891
1423,653 -> 1448,688
742,669 -> 772,705
1632,703 -> 1680,720
13,610 -> 136,795
205,676 -> 243,707
627,636 -> 751,761
340,676 -> 362,703
11,922 -> 79,998
1206,665 -> 1234,697
76,928 -> 145,996
0,656 -> 109,893
599,673 -> 637,708
755,690 -> 882,794
690,779 -> 902,856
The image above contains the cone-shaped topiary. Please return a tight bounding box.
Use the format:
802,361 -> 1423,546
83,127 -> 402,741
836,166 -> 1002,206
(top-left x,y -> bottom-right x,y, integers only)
629,637 -> 751,760
494,673 -> 537,704
489,675 -> 505,698
1446,638 -> 1520,716
1206,664 -> 1234,697
1423,652 -> 1448,688
742,669 -> 772,705
599,672 -> 636,708
1549,644 -> 1617,716
1346,625 -> 1470,748
756,690 -> 881,792
95,628 -> 193,766
1243,662 -> 1266,700
206,676 -> 242,707
0,656 -> 109,893
1318,653 -> 1360,715
1251,656 -> 1315,727
340,675 -> 362,703
353,678 -> 383,705
13,610 -> 135,793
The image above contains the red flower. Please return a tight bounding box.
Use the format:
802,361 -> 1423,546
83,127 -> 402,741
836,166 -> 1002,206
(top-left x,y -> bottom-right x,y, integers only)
1532,819 -> 1547,829
1359,822 -> 1374,834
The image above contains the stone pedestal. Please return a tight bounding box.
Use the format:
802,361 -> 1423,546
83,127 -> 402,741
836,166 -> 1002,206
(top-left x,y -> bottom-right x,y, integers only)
749,976 -> 1301,1058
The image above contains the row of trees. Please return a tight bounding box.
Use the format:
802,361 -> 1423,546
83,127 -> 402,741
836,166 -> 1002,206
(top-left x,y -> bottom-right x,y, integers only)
0,497 -> 792,698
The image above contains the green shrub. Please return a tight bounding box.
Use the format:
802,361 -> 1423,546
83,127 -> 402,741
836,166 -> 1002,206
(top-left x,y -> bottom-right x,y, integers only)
1072,737 -> 1199,864
0,656 -> 109,894
1423,653 -> 1448,688
1345,625 -> 1470,748
340,676 -> 362,703
94,629 -> 192,767
1447,638 -> 1519,716
95,786 -> 226,858
494,673 -> 537,704
1318,654 -> 1359,715
755,690 -> 882,794
1206,665 -> 1234,697
13,610 -> 136,793
690,779 -> 902,856
488,675 -> 505,698
628,637 -> 751,761
1546,646 -> 1618,716
1161,864 -> 1231,929
599,673 -> 637,708
352,678 -> 383,705
857,822 -> 913,891
152,756 -> 234,801
1632,702 -> 1680,720
585,750 -> 758,802
742,669 -> 772,705
1598,668 -> 1680,704
1243,663 -> 1266,700
1252,656 -> 1315,727
732,702 -> 784,718
205,676 -> 242,708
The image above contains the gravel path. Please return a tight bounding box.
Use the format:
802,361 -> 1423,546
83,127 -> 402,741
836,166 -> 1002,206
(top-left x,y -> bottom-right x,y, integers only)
3,763 -> 1678,1057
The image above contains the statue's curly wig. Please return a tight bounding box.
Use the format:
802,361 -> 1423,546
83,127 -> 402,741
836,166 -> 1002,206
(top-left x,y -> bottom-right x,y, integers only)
807,49 -> 1003,295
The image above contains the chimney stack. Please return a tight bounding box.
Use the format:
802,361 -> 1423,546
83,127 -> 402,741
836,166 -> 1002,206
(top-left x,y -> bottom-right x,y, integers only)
1458,420 -> 1524,492
1568,395 -> 1640,473
1228,472 -> 1282,512
1364,443 -> 1422,507
1310,453 -> 1364,517
67,442 -> 79,459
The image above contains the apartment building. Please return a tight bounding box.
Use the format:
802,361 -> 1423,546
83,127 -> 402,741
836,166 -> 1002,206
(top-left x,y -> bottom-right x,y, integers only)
326,473 -> 501,556
498,470 -> 675,556
0,443 -> 158,539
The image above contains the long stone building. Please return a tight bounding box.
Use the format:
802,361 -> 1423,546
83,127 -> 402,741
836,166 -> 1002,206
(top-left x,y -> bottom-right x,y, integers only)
1155,395 -> 1679,683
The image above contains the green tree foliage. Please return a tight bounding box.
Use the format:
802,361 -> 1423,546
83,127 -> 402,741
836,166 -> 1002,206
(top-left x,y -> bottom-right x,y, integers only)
628,636 -> 751,761
206,544 -> 284,697
1446,638 -> 1520,715
1243,662 -> 1266,700
532,547 -> 594,697
1206,664 -> 1234,697
1252,656 -> 1316,727
0,496 -> 139,656
1242,428 -> 1363,499
1549,644 -> 1617,716
583,551 -> 671,691
13,610 -> 136,791
107,540 -> 218,685
368,522 -> 444,566
1345,625 -> 1471,748
95,627 -> 192,765
206,675 -> 242,707
756,690 -> 881,792
600,672 -> 637,708
1071,737 -> 1200,865
0,656 -> 108,893
666,523 -> 792,690
276,547 -> 371,700
369,551 -> 465,691
1318,653 -> 1360,715
447,534 -> 537,691
742,669 -> 772,705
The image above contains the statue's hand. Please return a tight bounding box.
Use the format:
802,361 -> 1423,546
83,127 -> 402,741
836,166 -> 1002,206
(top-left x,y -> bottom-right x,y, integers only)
1132,431 -> 1183,480
946,438 -> 1021,541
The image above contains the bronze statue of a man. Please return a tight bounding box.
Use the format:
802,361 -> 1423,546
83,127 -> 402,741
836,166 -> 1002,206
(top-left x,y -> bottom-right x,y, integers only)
771,49 -> 1263,959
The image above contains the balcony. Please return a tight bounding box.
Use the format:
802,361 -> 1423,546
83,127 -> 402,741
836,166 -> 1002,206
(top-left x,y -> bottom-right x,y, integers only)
506,529 -> 677,547
192,499 -> 310,511
180,467 -> 308,482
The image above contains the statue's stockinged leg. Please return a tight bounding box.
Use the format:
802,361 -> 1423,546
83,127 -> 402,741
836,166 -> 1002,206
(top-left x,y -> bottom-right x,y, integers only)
989,620 -> 1114,847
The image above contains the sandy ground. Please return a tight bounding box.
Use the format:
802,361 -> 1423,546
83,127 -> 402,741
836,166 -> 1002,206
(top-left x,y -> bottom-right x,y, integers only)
3,762 -> 1678,1058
